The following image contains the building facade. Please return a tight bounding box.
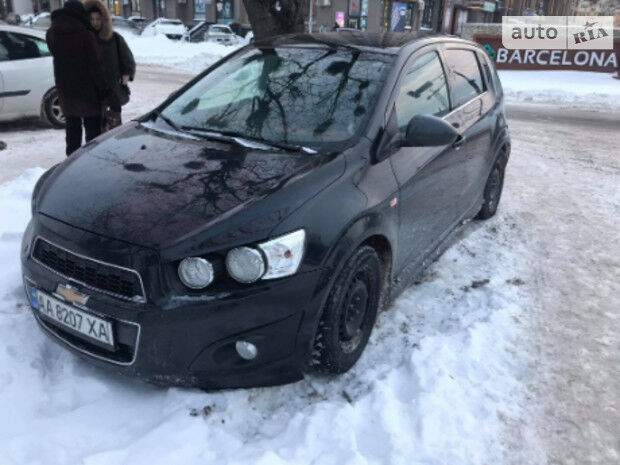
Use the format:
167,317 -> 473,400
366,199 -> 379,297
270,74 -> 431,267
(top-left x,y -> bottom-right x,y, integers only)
572,0 -> 618,16
138,0 -> 249,24
21,0 -> 250,24
11,0 -> 614,31
312,0 -> 446,33
499,0 -> 573,16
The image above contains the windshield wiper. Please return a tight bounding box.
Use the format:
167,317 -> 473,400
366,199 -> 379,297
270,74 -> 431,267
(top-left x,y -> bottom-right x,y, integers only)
181,127 -> 318,154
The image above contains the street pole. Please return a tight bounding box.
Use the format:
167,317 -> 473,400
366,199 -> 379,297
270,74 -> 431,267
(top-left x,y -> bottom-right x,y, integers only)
308,0 -> 313,34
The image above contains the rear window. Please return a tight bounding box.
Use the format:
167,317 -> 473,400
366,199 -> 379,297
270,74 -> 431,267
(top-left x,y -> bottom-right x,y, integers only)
444,49 -> 485,108
479,52 -> 503,98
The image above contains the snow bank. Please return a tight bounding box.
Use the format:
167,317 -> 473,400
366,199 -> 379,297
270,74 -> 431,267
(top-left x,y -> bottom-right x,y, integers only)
498,70 -> 620,110
123,34 -> 243,73
0,170 -> 539,464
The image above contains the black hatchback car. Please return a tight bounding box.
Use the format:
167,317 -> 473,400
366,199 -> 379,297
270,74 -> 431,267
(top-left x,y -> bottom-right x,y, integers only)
22,32 -> 510,389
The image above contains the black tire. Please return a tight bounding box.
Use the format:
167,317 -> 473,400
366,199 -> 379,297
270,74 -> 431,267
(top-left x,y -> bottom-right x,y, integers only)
476,160 -> 505,220
42,89 -> 66,128
310,245 -> 382,374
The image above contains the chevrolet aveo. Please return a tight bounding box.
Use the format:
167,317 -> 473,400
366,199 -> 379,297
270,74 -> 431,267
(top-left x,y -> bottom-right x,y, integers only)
22,32 -> 510,389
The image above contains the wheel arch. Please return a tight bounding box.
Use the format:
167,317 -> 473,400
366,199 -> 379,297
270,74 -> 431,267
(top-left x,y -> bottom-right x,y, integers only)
360,234 -> 393,310
493,129 -> 511,165
297,213 -> 396,368
321,212 -> 396,296
39,86 -> 56,116
40,86 -> 65,128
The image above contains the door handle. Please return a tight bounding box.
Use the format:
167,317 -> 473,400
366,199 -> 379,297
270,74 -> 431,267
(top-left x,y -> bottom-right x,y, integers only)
452,135 -> 465,150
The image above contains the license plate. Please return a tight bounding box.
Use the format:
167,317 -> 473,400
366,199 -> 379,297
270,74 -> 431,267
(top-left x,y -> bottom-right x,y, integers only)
30,288 -> 114,348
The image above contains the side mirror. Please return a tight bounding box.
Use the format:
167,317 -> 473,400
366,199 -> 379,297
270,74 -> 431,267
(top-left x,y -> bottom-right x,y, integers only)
404,114 -> 459,147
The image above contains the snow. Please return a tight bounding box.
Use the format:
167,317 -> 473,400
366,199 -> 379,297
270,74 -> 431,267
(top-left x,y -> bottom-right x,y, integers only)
0,59 -> 618,465
122,34 -> 244,74
498,70 -> 620,110
0,168 -> 539,463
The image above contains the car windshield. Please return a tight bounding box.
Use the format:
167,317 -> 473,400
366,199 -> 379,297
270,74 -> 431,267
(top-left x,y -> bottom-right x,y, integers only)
159,46 -> 394,151
160,20 -> 182,25
211,26 -> 230,33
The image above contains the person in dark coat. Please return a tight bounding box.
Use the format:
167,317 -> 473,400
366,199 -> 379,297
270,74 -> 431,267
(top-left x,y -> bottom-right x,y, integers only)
46,0 -> 110,155
84,0 -> 136,132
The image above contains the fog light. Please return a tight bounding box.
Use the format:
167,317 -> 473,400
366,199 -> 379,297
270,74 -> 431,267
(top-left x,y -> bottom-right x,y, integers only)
235,341 -> 258,360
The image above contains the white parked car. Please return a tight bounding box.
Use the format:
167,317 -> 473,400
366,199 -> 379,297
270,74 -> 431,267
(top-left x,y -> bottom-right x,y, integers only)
140,18 -> 187,40
111,16 -> 141,36
27,12 -> 52,30
17,13 -> 36,25
203,24 -> 241,45
128,16 -> 148,25
0,25 -> 64,127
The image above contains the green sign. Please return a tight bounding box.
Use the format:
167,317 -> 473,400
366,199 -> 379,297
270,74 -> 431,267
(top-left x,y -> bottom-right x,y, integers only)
482,1 -> 495,13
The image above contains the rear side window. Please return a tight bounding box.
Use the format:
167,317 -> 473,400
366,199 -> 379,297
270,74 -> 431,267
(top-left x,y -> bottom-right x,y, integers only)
0,32 -> 50,60
478,51 -> 503,97
444,49 -> 485,108
394,51 -> 450,132
0,38 -> 8,62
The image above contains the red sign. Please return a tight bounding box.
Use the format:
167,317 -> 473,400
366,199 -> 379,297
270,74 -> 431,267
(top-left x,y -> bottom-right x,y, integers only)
474,34 -> 619,73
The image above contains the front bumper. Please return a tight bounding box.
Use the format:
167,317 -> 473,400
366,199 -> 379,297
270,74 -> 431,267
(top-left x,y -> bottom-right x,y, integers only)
21,216 -> 328,389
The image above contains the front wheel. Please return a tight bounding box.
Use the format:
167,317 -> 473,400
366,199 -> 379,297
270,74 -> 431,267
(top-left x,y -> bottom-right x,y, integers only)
42,88 -> 65,128
310,245 -> 382,374
476,160 -> 505,220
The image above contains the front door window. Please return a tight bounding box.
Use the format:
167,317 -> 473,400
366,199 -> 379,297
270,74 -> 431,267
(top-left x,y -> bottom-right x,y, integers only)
394,51 -> 450,132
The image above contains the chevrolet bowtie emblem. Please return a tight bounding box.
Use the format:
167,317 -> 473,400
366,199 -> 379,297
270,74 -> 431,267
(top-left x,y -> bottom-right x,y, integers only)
56,284 -> 89,305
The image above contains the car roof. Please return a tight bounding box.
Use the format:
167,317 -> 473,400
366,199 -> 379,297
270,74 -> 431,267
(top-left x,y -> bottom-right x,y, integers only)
0,25 -> 46,38
255,31 -> 471,54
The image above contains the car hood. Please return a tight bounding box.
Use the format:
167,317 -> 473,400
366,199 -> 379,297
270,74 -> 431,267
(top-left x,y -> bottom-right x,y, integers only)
37,122 -> 343,252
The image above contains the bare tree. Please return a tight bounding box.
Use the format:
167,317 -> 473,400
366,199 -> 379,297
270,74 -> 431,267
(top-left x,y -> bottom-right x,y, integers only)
242,0 -> 309,41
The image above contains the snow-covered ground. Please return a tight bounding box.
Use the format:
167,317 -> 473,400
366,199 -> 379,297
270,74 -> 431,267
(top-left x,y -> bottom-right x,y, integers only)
123,34 -> 243,74
0,59 -> 619,464
498,70 -> 620,111
0,167 -> 541,465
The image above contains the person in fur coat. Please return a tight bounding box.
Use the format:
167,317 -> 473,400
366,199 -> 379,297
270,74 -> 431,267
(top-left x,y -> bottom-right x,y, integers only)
84,0 -> 136,131
46,0 -> 110,155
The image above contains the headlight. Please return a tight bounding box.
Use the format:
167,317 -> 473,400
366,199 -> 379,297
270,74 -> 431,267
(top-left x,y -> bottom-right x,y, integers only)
259,229 -> 305,279
226,247 -> 266,283
178,257 -> 214,289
